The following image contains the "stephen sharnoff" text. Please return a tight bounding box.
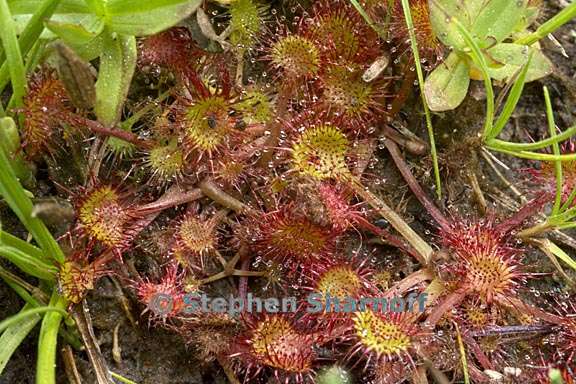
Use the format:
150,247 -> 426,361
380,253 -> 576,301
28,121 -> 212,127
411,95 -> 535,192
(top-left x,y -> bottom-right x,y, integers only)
149,292 -> 429,316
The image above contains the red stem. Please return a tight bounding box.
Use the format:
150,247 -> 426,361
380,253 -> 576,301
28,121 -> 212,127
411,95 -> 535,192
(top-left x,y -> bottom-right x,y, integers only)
257,89 -> 289,167
495,193 -> 551,234
425,289 -> 467,329
80,118 -> 153,149
497,296 -> 566,325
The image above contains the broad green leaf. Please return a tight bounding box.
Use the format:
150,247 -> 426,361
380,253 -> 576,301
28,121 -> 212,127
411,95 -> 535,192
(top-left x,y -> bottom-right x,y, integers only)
429,0 -> 466,49
45,19 -> 103,59
45,18 -> 103,45
430,0 -> 527,49
7,0 -> 88,15
484,43 -> 553,82
424,52 -> 471,112
95,31 -> 136,126
471,0 -> 527,46
105,0 -> 201,36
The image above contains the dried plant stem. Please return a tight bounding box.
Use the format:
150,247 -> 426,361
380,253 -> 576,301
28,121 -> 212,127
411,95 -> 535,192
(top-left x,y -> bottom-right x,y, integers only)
349,177 -> 433,265
138,187 -> 203,214
385,268 -> 433,298
200,247 -> 263,285
71,301 -> 114,384
200,179 -> 255,215
388,62 -> 416,119
384,138 -> 450,230
461,334 -> 492,371
466,169 -> 487,215
383,125 -> 427,156
61,345 -> 82,384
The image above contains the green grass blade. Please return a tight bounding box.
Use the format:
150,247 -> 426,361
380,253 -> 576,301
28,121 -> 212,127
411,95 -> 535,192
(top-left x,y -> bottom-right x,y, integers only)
487,125 -> 576,151
452,18 -> 495,142
349,0 -> 385,38
0,0 -> 62,95
36,291 -> 66,384
486,147 -> 576,161
490,54 -> 532,140
543,86 -> 563,215
454,322 -> 470,384
515,3 -> 576,46
546,240 -> 576,272
110,372 -> 139,384
0,245 -> 58,280
0,307 -> 68,333
0,145 -> 65,264
0,0 -> 26,108
401,0 -> 442,199
561,187 -> 576,212
0,230 -> 44,260
0,304 -> 40,375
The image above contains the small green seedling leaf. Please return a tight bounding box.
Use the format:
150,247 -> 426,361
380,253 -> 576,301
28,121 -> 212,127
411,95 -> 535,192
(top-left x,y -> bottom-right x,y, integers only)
424,51 -> 471,112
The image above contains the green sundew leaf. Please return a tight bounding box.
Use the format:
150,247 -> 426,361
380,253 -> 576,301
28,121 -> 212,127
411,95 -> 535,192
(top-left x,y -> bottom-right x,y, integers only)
424,51 -> 471,112
0,245 -> 57,280
105,0 -> 201,36
0,304 -> 40,376
95,31 -> 136,126
483,43 -> 552,82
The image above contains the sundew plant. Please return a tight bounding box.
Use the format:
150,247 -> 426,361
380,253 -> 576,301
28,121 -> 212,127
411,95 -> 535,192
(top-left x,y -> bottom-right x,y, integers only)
0,0 -> 576,383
